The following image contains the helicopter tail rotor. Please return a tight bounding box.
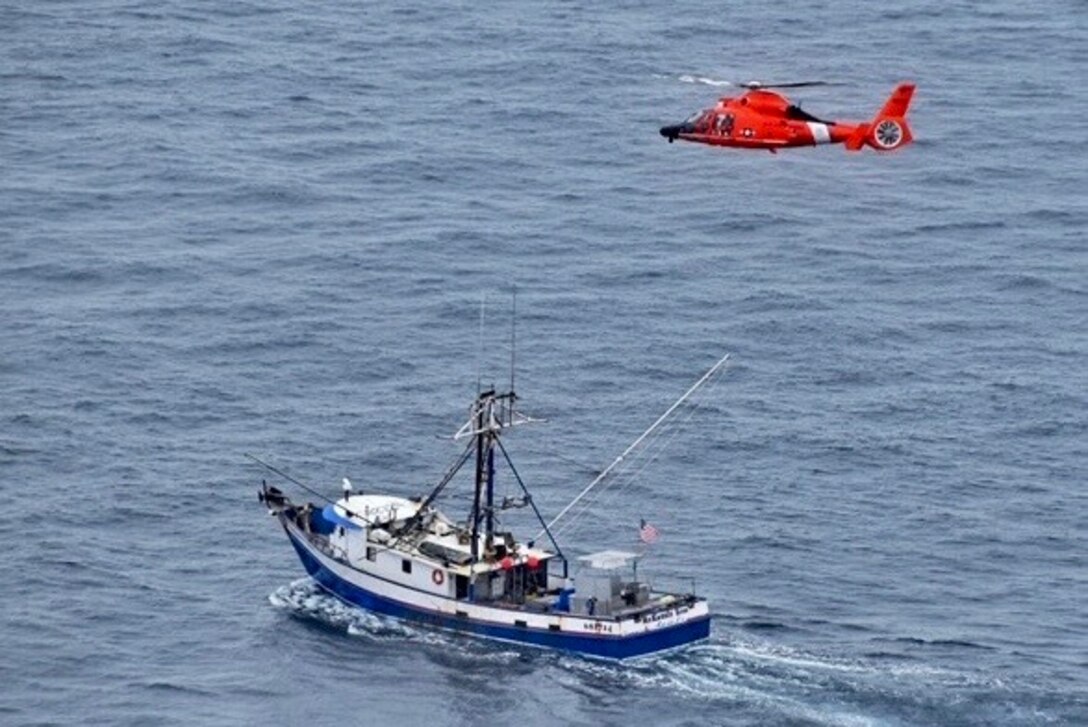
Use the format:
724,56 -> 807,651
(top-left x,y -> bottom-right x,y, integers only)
846,83 -> 915,152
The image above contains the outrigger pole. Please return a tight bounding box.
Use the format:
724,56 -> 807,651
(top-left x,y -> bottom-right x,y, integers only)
247,453 -> 377,526
537,352 -> 730,540
395,439 -> 476,537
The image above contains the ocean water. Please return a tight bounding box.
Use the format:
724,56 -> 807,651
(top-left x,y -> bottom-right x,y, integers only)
2,1 -> 1086,725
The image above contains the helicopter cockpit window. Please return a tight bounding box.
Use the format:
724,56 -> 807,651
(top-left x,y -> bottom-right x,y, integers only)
715,113 -> 735,135
685,110 -> 713,129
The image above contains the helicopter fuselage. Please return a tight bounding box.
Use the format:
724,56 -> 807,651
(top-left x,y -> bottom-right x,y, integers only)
660,85 -> 915,153
659,90 -> 856,151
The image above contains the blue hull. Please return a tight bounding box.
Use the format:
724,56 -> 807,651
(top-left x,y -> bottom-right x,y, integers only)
286,531 -> 710,660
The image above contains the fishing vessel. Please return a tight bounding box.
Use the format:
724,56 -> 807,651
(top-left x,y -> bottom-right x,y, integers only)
256,354 -> 728,660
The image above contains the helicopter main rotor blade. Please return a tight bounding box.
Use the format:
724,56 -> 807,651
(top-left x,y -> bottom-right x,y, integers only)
679,75 -> 844,91
751,81 -> 844,89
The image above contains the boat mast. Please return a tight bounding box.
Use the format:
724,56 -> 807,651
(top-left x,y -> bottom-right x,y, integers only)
486,430 -> 496,550
469,391 -> 491,563
462,388 -> 530,567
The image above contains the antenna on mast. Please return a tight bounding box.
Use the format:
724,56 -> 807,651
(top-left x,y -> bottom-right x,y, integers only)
509,287 -> 517,415
476,293 -> 485,395
510,288 -> 517,394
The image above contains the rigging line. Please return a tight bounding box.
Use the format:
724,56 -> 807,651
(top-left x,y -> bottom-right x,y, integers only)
247,453 -> 377,526
586,363 -> 725,525
550,363 -> 728,538
551,417 -> 686,538
551,415 -> 688,539
494,437 -> 566,562
554,404 -> 688,520
394,439 -> 476,538
559,366 -> 726,538
539,352 -> 730,539
545,449 -> 602,475
550,363 -> 725,537
590,418 -> 691,528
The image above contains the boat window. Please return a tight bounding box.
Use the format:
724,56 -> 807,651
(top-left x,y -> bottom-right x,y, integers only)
402,559 -> 412,574
366,547 -> 376,562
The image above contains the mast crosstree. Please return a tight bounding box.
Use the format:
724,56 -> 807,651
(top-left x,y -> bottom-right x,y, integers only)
451,388 -> 546,567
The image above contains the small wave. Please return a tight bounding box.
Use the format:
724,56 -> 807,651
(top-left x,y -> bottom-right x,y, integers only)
1011,420 -> 1079,438
912,220 -> 1008,235
930,639 -> 996,650
0,443 -> 39,457
741,620 -> 789,631
996,274 -> 1053,291
882,635 -> 996,651
1022,208 -> 1084,226
0,262 -> 107,285
141,681 -> 216,696
862,650 -> 919,661
0,72 -> 67,82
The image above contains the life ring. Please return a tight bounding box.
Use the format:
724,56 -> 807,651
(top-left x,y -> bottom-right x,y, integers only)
432,569 -> 445,586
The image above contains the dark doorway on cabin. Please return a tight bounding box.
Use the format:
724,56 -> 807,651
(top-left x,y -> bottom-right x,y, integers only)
455,574 -> 469,599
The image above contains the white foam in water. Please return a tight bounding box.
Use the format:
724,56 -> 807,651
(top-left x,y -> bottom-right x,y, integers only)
677,74 -> 734,87
655,635 -> 1027,726
661,659 -> 882,727
710,637 -> 1003,688
269,579 -> 526,664
268,578 -> 360,627
270,578 -> 424,639
552,646 -> 881,727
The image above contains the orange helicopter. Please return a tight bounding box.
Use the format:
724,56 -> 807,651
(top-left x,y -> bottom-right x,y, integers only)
660,81 -> 916,153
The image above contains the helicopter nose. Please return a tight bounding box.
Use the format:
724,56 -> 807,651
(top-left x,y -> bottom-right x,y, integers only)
659,123 -> 691,143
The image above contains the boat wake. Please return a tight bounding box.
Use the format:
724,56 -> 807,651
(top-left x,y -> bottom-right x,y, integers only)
553,637 -> 1027,726
270,579 -> 1039,725
269,578 -> 525,663
270,578 -> 423,641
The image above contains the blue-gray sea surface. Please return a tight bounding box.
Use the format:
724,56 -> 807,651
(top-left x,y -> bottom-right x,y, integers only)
2,1 -> 1086,725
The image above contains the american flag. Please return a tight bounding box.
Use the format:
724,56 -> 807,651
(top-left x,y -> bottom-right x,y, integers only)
639,518 -> 660,544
